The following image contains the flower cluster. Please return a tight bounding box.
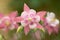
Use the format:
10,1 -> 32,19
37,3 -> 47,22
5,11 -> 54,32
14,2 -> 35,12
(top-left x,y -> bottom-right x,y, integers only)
0,3 -> 59,35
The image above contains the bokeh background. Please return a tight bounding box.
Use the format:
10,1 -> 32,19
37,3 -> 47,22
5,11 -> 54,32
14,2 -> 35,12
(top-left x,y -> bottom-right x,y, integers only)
0,0 -> 60,40
9,0 -> 60,19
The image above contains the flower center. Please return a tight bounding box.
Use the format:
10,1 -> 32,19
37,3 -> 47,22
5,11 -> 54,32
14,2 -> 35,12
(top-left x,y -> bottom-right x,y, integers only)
5,20 -> 10,26
28,18 -> 32,21
50,18 -> 56,22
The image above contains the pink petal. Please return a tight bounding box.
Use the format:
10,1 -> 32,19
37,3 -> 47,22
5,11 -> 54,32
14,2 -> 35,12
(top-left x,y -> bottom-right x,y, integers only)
0,23 -> 5,29
9,11 -> 18,18
37,11 -> 46,21
10,24 -> 18,30
53,27 -> 58,33
21,11 -> 29,19
24,25 -> 30,35
15,17 -> 23,22
24,3 -> 30,11
13,24 -> 18,29
28,9 -> 36,18
45,26 -> 53,35
35,30 -> 40,40
0,13 -> 4,18
37,23 -> 43,29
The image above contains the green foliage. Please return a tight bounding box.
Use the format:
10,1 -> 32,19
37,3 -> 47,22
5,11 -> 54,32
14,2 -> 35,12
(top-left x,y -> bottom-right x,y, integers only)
0,34 -> 3,40
17,26 -> 23,33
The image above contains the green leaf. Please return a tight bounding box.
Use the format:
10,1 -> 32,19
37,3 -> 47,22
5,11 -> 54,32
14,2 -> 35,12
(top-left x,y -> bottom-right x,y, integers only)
17,26 -> 23,33
0,34 -> 3,40
39,21 -> 44,25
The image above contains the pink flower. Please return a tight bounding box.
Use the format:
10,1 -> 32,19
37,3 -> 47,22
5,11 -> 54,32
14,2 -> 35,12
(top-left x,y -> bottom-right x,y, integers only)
20,3 -> 46,35
44,12 -> 59,35
0,13 -> 5,29
0,11 -> 19,31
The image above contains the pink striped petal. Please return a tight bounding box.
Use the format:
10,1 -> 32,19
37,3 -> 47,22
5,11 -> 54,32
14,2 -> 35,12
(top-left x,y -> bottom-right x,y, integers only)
24,25 -> 30,35
15,17 -> 23,22
37,23 -> 43,29
37,11 -> 46,21
45,26 -> 53,35
24,3 -> 30,11
53,27 -> 58,33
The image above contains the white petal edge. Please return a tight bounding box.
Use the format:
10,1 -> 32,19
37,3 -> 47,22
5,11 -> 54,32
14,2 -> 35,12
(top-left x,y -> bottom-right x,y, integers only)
21,21 -> 27,27
50,19 -> 59,27
21,11 -> 28,17
36,15 -> 40,22
47,12 -> 55,19
29,23 -> 37,29
29,9 -> 36,14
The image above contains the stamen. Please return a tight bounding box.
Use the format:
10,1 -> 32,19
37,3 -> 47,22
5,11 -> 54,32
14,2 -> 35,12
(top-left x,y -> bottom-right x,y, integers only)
51,18 -> 56,22
28,18 -> 32,21
5,21 -> 10,26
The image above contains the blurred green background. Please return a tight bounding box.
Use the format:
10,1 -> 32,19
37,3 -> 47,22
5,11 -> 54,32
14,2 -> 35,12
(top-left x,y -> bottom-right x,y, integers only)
0,0 -> 60,40
9,0 -> 60,19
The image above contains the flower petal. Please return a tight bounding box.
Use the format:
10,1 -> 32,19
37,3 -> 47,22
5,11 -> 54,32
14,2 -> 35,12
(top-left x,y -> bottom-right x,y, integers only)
53,26 -> 59,33
45,26 -> 53,35
21,11 -> 28,18
0,23 -> 5,29
50,19 -> 59,27
12,22 -> 18,29
47,12 -> 55,19
35,30 -> 40,40
29,9 -> 36,15
0,13 -> 4,18
29,23 -> 37,29
9,11 -> 18,18
24,3 -> 30,11
28,9 -> 36,18
9,25 -> 15,30
36,23 -> 45,32
24,25 -> 30,35
37,23 -> 43,29
37,11 -> 46,21
35,15 -> 40,22
21,20 -> 29,27
15,17 -> 23,22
